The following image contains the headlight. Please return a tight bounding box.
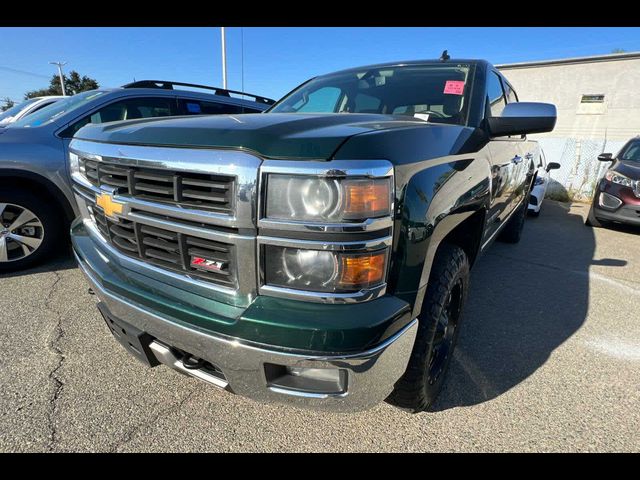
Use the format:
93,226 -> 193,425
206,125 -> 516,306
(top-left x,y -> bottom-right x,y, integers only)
264,245 -> 387,293
260,160 -> 393,302
265,175 -> 391,222
605,170 -> 635,188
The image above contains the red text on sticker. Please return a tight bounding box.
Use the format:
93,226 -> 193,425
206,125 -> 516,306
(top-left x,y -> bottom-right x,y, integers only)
444,80 -> 465,95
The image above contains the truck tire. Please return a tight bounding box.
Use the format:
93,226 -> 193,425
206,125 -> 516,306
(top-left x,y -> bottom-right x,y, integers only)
0,187 -> 62,273
387,243 -> 469,413
498,199 -> 527,243
585,204 -> 603,228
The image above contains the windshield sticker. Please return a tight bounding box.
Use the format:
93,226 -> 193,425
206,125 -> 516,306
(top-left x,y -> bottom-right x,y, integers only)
414,113 -> 430,122
444,80 -> 465,95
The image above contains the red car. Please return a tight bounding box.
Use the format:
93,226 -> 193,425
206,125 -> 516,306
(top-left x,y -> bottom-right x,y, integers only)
586,137 -> 640,228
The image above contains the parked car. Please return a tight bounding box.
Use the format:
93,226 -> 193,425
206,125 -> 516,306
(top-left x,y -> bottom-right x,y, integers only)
527,149 -> 561,216
586,137 -> 640,228
0,96 -> 64,128
69,59 -> 556,412
0,81 -> 275,272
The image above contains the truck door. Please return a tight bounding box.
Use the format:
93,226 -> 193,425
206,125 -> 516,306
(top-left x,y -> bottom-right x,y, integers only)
502,80 -> 536,213
484,70 -> 521,242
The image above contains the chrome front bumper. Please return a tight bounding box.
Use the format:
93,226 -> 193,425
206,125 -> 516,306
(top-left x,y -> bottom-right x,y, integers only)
76,251 -> 418,412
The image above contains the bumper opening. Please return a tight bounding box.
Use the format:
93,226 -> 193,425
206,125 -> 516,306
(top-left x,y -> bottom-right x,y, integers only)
98,303 -> 160,367
599,192 -> 623,210
264,363 -> 348,398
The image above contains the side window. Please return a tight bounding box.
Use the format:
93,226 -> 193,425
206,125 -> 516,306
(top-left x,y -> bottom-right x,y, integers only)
180,99 -> 244,115
61,97 -> 177,137
487,72 -> 507,117
295,87 -> 342,113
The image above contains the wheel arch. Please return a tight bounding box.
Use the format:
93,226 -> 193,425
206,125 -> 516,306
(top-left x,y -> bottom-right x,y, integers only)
0,169 -> 75,223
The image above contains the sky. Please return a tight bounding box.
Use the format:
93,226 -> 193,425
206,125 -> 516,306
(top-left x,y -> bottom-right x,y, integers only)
1,27 -> 639,104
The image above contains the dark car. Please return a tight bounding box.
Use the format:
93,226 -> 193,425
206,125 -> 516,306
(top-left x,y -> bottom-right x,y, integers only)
586,137 -> 640,228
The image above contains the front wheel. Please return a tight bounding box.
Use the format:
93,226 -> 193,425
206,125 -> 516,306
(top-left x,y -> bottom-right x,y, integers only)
0,187 -> 62,273
585,204 -> 603,228
387,243 -> 469,413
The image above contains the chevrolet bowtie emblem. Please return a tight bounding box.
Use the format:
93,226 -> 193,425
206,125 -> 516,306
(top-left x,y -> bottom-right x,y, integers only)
95,192 -> 124,219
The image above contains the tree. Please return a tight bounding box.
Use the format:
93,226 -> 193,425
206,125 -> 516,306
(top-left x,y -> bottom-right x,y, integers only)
24,70 -> 99,99
611,48 -> 627,54
1,97 -> 15,112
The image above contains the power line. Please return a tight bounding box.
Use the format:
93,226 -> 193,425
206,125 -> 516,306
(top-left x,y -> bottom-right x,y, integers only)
0,65 -> 50,79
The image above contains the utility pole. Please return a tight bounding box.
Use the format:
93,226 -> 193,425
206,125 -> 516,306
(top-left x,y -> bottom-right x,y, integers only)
49,61 -> 67,96
220,27 -> 227,89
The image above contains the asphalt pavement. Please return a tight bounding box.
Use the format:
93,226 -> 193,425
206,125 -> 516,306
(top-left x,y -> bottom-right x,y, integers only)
1,200 -> 639,452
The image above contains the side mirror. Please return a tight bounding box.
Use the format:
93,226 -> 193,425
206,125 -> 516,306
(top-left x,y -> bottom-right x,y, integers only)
546,162 -> 561,172
597,153 -> 613,162
488,102 -> 557,137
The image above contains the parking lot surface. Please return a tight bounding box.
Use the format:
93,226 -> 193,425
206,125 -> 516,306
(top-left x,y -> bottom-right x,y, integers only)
1,200 -> 639,452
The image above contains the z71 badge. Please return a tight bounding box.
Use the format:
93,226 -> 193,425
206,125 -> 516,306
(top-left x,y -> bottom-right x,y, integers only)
190,256 -> 227,272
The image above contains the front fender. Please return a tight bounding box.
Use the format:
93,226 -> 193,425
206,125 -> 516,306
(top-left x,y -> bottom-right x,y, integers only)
388,154 -> 491,317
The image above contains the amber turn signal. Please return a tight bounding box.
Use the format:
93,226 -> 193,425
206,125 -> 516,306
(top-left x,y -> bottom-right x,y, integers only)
343,179 -> 391,219
338,251 -> 387,288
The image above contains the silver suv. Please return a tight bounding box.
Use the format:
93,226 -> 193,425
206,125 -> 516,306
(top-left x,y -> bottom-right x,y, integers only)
0,81 -> 274,272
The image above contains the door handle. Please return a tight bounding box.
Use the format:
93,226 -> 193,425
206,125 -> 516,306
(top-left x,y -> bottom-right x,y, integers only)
511,155 -> 523,165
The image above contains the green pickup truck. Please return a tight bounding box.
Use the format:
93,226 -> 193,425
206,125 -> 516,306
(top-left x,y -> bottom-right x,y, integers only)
70,59 -> 556,412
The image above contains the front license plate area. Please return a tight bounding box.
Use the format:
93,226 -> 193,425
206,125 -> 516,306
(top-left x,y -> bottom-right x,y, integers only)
97,303 -> 160,367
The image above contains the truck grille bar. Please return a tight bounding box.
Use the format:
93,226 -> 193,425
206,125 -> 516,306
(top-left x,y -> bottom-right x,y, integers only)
92,209 -> 235,288
82,159 -> 235,214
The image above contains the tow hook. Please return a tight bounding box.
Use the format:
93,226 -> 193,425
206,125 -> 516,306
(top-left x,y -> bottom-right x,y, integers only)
181,353 -> 205,370
148,341 -> 229,389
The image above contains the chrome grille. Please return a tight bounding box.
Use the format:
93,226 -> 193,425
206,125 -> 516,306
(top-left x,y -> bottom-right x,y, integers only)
92,208 -> 235,288
82,159 -> 235,213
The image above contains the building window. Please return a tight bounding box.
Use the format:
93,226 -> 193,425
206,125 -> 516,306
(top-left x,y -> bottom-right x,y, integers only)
580,94 -> 605,103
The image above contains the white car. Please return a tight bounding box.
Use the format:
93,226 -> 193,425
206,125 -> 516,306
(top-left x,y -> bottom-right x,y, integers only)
0,96 -> 64,127
528,149 -> 560,216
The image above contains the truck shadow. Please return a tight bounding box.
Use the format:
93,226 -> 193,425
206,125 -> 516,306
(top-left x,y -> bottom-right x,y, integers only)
431,200 -> 624,411
0,245 -> 76,279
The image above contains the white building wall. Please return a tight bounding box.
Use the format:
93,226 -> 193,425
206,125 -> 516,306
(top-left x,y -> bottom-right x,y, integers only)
498,53 -> 640,201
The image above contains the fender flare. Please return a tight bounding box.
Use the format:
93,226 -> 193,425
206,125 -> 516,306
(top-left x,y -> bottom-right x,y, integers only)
0,168 -> 75,222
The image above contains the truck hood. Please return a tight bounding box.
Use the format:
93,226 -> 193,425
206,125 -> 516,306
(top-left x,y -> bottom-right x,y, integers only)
73,113 -> 436,160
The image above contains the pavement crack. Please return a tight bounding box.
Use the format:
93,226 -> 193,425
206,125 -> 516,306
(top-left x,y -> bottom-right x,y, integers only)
109,385 -> 201,452
44,271 -> 66,452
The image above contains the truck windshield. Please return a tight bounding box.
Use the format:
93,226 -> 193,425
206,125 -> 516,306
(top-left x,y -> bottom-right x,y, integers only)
620,141 -> 640,163
269,63 -> 473,125
11,90 -> 107,128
